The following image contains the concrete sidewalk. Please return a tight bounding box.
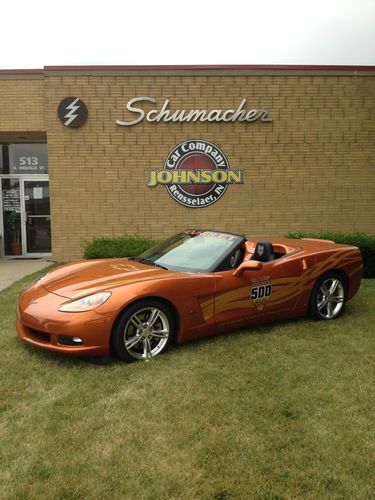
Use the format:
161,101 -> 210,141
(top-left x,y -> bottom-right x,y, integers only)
0,258 -> 53,292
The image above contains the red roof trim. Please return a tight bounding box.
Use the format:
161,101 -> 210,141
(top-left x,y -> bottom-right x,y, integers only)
0,69 -> 44,74
0,65 -> 375,75
43,64 -> 375,71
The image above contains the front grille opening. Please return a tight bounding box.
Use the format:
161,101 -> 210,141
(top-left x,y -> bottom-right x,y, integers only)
29,329 -> 51,344
58,335 -> 84,347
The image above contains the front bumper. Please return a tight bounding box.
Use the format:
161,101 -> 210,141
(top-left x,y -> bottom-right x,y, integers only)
16,285 -> 112,357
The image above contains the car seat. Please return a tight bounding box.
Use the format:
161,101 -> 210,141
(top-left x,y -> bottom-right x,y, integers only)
250,240 -> 275,262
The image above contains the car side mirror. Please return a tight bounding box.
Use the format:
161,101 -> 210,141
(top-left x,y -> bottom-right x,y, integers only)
233,260 -> 263,277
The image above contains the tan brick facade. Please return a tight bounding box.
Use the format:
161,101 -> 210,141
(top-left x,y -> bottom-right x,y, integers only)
1,67 -> 374,261
0,75 -> 45,132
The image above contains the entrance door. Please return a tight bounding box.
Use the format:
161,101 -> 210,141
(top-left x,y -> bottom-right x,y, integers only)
1,178 -> 22,256
22,180 -> 51,255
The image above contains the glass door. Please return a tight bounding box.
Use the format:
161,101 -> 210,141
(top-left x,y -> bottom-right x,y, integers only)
1,178 -> 22,255
22,180 -> 51,255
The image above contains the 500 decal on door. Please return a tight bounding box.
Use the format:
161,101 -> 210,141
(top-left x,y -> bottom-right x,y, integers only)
251,284 -> 272,310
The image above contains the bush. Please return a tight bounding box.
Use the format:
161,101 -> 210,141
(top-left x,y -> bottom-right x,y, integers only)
83,235 -> 157,259
286,232 -> 375,278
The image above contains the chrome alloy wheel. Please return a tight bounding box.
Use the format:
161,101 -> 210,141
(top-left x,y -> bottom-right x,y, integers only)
316,277 -> 345,319
123,307 -> 170,360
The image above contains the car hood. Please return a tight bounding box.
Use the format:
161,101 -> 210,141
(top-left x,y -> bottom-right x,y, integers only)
41,258 -> 171,299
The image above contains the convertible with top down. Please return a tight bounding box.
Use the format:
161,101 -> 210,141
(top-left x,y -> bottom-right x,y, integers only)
17,229 -> 363,362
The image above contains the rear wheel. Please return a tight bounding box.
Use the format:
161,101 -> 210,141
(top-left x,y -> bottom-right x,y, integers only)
309,272 -> 346,320
111,299 -> 175,362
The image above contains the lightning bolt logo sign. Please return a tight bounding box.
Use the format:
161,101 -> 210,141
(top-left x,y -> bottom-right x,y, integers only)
64,98 -> 80,126
57,97 -> 88,128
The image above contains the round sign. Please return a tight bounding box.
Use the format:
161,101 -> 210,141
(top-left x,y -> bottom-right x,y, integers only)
164,139 -> 230,208
57,97 -> 88,128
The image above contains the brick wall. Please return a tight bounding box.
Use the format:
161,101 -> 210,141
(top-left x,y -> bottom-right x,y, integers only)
0,76 -> 45,131
1,69 -> 375,261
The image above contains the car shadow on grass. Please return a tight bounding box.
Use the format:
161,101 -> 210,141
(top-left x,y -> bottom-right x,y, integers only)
169,315 -> 312,355
20,342 -> 111,368
167,303 -> 361,357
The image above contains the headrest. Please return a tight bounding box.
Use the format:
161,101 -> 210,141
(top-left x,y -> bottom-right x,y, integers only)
251,240 -> 275,262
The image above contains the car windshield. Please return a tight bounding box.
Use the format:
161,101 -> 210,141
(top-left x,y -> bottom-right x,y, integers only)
135,230 -> 244,273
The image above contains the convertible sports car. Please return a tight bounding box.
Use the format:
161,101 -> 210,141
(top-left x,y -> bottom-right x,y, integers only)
17,229 -> 363,362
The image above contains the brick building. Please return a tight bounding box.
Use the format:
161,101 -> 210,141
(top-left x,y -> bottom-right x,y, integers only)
0,65 -> 374,261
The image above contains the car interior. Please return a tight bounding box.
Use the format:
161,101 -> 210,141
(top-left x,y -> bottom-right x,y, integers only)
243,240 -> 296,261
223,240 -> 297,270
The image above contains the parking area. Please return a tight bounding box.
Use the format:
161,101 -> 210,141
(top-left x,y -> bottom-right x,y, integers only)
0,258 -> 52,291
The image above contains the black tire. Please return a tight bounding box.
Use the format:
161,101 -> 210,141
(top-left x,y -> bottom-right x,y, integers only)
111,299 -> 175,362
309,271 -> 346,321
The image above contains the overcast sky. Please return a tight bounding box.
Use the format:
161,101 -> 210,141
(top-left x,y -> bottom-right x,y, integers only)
1,0 -> 374,68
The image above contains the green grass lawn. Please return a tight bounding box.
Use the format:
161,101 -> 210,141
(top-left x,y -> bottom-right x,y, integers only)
0,270 -> 374,499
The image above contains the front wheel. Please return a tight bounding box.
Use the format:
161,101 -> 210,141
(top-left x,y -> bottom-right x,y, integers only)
309,272 -> 346,320
111,299 -> 175,362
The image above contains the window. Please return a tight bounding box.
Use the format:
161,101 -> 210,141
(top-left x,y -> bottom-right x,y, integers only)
136,230 -> 244,273
0,144 -> 48,175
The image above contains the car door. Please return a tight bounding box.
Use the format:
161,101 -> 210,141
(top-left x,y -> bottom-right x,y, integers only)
213,255 -> 304,331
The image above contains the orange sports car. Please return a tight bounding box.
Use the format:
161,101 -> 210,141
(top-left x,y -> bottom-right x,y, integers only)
17,229 -> 363,363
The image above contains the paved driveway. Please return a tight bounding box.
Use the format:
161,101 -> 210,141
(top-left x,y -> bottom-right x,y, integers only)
0,259 -> 52,292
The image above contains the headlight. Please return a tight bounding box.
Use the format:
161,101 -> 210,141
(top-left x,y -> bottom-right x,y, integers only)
58,292 -> 112,312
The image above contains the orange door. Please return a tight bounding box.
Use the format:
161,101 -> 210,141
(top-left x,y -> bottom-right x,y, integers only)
213,257 -> 304,330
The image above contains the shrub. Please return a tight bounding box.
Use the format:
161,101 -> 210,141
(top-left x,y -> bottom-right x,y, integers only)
286,232 -> 375,278
83,235 -> 157,259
